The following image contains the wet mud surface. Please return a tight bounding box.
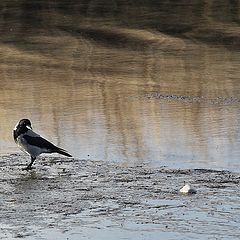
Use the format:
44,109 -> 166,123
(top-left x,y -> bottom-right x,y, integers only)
0,154 -> 239,239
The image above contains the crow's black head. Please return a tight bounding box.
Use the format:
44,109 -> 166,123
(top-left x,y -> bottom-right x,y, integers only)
13,119 -> 32,140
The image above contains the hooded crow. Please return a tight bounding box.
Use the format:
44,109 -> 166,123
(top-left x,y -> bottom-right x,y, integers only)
13,119 -> 72,170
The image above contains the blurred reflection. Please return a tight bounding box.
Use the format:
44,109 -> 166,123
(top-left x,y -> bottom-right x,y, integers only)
0,0 -> 239,170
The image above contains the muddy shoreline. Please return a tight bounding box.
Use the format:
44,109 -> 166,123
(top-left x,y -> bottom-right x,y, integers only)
0,154 -> 239,239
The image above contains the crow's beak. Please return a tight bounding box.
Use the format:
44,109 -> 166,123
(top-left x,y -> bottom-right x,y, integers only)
26,125 -> 32,130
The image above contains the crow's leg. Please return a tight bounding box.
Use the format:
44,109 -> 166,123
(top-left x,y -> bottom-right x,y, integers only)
22,156 -> 36,171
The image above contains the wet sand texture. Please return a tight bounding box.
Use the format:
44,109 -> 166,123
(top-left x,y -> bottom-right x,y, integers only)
0,154 -> 239,239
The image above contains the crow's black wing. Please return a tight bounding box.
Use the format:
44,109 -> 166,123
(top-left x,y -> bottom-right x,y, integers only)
23,135 -> 72,157
23,135 -> 58,151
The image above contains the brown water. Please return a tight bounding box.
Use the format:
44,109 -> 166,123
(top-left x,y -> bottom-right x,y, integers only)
0,1 -> 240,171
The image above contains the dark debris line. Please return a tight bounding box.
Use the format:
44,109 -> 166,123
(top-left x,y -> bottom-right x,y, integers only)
128,92 -> 240,106
0,153 -> 239,239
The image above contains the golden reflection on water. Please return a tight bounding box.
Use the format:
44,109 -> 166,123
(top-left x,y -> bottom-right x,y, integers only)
0,24 -> 239,170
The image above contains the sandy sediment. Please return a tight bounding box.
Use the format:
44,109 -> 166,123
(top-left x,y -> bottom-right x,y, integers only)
0,153 -> 239,239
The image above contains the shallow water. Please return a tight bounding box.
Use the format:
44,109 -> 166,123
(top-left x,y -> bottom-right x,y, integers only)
0,1 -> 240,171
1,41 -> 240,170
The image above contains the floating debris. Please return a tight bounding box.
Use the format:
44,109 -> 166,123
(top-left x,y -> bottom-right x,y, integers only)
129,92 -> 240,106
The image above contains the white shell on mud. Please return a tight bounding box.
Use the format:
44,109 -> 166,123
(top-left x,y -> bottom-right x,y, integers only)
179,183 -> 197,194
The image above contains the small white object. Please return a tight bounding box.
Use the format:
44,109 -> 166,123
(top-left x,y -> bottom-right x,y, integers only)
179,183 -> 197,194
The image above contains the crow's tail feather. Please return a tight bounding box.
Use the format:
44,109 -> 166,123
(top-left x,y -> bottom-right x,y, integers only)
55,148 -> 72,157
